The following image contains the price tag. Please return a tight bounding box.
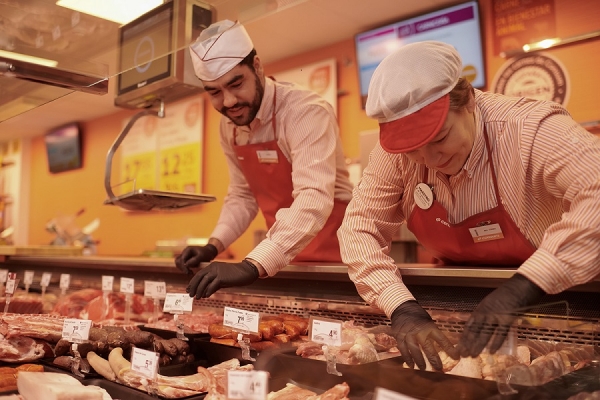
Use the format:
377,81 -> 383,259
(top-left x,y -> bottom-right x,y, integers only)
0,269 -> 8,283
102,275 -> 114,291
41,272 -> 52,287
130,347 -> 159,380
5,273 -> 17,295
159,143 -> 201,193
309,317 -> 342,347
120,277 -> 134,294
59,274 -> 71,290
374,387 -> 419,400
227,370 -> 268,400
144,281 -> 166,299
223,307 -> 260,334
120,152 -> 157,190
24,271 -> 34,286
162,293 -> 193,313
62,318 -> 92,342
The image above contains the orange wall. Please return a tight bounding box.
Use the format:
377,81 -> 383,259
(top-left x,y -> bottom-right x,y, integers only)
27,0 -> 600,257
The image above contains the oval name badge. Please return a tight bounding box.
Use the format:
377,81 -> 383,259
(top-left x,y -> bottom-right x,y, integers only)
414,183 -> 434,210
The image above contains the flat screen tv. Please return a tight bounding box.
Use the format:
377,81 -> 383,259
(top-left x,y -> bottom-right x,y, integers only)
45,123 -> 82,174
355,0 -> 486,108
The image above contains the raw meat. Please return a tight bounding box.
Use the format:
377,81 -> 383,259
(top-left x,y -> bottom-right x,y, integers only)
52,289 -> 156,323
447,357 -> 483,379
17,371 -> 107,400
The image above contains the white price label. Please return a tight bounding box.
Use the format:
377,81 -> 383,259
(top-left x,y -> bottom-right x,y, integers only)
5,272 -> 17,295
0,269 -> 8,283
374,387 -> 419,400
62,318 -> 92,342
162,293 -> 193,313
130,347 -> 159,380
120,277 -> 134,294
223,307 -> 260,334
102,275 -> 114,291
41,272 -> 52,287
24,271 -> 34,286
227,370 -> 268,400
144,281 -> 166,299
310,317 -> 342,347
59,274 -> 70,290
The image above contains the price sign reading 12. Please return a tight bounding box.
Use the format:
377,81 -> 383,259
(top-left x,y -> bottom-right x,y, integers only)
159,143 -> 200,193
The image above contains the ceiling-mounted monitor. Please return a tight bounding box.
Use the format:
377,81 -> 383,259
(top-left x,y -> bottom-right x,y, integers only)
355,0 -> 486,108
115,0 -> 213,109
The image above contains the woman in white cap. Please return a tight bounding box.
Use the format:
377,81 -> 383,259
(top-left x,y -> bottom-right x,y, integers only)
337,41 -> 600,371
177,20 -> 353,299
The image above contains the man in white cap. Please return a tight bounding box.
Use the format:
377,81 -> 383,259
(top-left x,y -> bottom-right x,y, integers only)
177,20 -> 353,299
338,41 -> 600,371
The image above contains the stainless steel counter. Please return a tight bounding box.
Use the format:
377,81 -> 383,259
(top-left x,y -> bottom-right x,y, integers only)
3,255 -> 599,291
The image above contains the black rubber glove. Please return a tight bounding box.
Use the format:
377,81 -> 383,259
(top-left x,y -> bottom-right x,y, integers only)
186,259 -> 259,299
457,273 -> 545,358
391,300 -> 459,371
175,244 -> 219,275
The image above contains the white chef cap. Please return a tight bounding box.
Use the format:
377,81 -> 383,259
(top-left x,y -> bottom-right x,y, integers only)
189,20 -> 254,81
366,41 -> 462,153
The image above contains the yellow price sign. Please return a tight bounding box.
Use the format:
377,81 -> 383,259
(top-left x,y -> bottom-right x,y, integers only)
159,143 -> 201,193
120,152 -> 156,190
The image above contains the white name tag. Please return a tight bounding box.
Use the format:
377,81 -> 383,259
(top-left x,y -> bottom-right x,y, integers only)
469,223 -> 504,243
256,150 -> 278,164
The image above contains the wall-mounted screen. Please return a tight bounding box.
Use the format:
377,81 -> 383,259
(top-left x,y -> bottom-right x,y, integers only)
45,123 -> 82,174
117,2 -> 173,96
355,0 -> 486,107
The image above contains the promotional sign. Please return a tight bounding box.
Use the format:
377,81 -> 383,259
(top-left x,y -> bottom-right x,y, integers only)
492,0 -> 556,56
492,52 -> 570,106
120,97 -> 204,195
274,59 -> 338,114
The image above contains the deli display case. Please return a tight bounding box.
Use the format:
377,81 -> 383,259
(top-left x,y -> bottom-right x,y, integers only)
0,255 -> 599,399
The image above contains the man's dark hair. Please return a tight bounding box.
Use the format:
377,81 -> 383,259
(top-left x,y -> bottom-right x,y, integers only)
239,49 -> 257,70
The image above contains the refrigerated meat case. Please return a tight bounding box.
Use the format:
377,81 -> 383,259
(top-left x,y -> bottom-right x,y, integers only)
2,255 -> 599,399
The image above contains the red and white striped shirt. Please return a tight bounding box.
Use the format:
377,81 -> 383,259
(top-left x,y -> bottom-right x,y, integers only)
338,90 -> 600,318
211,78 -> 353,275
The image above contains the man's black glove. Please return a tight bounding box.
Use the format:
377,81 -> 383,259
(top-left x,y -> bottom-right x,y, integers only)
175,244 -> 219,275
457,273 -> 545,358
391,300 -> 459,371
186,259 -> 259,299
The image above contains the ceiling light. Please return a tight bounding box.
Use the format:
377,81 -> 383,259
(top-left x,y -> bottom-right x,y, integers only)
56,0 -> 164,25
0,50 -> 58,68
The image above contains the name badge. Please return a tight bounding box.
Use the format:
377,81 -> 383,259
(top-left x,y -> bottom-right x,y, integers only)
256,150 -> 278,164
469,223 -> 504,243
414,183 -> 434,210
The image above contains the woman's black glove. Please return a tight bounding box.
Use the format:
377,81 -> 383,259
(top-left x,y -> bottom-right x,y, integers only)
391,300 -> 459,371
175,244 -> 219,275
186,259 -> 259,299
457,273 -> 545,358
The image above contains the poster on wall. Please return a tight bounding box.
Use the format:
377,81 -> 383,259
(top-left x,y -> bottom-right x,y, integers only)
273,58 -> 338,114
492,0 -> 557,57
491,52 -> 570,106
120,97 -> 204,194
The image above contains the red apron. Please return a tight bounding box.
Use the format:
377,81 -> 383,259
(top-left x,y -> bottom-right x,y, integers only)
407,127 -> 536,266
232,85 -> 347,263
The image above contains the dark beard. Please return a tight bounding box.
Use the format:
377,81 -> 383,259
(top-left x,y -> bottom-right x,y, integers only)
221,74 -> 264,126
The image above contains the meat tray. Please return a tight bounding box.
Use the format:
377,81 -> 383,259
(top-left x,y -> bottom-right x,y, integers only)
81,378 -> 207,400
259,352 -> 600,400
140,325 -> 211,340
192,337 -> 258,366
